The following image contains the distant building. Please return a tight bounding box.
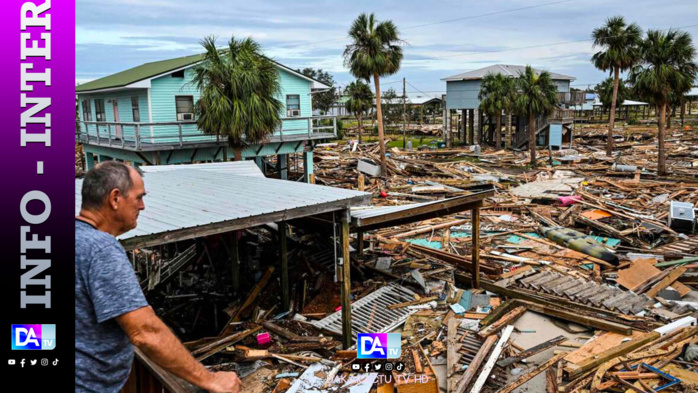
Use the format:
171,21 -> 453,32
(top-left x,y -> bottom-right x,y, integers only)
441,64 -> 579,148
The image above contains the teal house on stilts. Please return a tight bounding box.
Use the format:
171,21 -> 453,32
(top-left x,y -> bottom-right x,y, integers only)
76,53 -> 336,182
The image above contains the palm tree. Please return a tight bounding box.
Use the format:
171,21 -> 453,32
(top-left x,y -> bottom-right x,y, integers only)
504,77 -> 517,149
344,80 -> 373,143
478,73 -> 511,149
344,13 -> 403,176
591,16 -> 642,156
629,29 -> 697,175
515,66 -> 558,167
192,35 -> 283,159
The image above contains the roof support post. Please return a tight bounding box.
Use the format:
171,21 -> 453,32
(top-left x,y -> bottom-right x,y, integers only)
471,202 -> 482,289
303,150 -> 314,184
356,230 -> 364,258
279,221 -> 289,312
469,109 -> 475,145
278,153 -> 288,180
230,231 -> 240,293
339,209 -> 352,349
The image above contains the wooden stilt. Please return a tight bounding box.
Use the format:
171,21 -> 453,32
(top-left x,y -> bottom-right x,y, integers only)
357,230 -> 364,257
340,210 -> 352,349
471,203 -> 481,289
230,231 -> 240,292
279,221 -> 289,312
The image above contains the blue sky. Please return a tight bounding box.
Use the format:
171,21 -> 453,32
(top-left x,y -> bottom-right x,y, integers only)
76,0 -> 698,99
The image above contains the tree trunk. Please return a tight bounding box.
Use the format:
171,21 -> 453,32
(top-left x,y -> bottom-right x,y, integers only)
529,113 -> 536,167
607,67 -> 620,156
357,114 -> 363,143
681,100 -> 685,127
495,112 -> 502,149
505,112 -> 512,150
373,73 -> 387,177
658,103 -> 667,176
668,106 -> 675,128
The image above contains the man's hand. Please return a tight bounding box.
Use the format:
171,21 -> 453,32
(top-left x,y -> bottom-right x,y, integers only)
116,307 -> 242,392
203,371 -> 242,393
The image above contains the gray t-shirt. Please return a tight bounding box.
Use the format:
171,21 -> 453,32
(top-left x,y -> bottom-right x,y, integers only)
75,219 -> 148,393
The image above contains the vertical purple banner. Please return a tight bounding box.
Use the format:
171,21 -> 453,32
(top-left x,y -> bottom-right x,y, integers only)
0,0 -> 75,388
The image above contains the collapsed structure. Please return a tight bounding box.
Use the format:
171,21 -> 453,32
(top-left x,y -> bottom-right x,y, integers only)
76,117 -> 698,393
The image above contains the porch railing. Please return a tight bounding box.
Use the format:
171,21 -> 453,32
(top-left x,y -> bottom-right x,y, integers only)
514,108 -> 574,148
557,91 -> 586,106
75,115 -> 338,151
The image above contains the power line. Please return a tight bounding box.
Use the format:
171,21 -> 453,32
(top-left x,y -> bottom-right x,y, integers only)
276,0 -> 573,49
418,23 -> 698,61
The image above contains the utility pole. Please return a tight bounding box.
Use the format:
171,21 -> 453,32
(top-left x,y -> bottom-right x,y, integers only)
402,77 -> 407,149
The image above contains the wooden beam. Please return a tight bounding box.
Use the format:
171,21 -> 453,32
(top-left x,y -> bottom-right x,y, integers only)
222,266 -> 275,335
230,231 -> 240,292
279,221 -> 289,312
496,353 -> 566,393
565,331 -> 660,379
468,325 -> 515,393
516,299 -> 634,336
340,210 -> 352,349
478,306 -> 526,338
497,335 -> 566,367
645,266 -> 687,299
357,230 -> 364,257
472,203 -> 481,289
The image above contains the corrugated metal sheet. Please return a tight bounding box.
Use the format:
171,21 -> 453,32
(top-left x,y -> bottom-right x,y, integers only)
139,160 -> 264,177
311,284 -> 418,337
442,64 -> 575,82
76,168 -> 370,243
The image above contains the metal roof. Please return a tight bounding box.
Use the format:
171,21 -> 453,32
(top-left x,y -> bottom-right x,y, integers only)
76,168 -> 370,249
408,96 -> 442,105
442,64 -> 575,82
139,161 -> 265,177
351,188 -> 494,231
76,52 -> 330,93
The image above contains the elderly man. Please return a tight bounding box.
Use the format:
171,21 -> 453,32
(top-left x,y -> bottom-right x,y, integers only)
75,161 -> 241,393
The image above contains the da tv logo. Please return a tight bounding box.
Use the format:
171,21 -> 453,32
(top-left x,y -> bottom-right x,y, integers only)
357,333 -> 401,359
11,325 -> 56,350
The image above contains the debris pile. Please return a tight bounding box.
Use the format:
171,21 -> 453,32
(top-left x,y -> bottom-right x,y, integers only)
138,124 -> 698,392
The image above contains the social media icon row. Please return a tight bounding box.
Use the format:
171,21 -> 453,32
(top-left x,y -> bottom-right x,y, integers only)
8,358 -> 58,367
351,361 -> 405,372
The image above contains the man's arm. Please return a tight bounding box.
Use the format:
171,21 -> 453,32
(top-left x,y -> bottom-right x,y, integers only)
116,306 -> 241,393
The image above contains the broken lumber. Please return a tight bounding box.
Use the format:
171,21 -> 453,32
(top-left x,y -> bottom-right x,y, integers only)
478,306 -> 526,338
497,335 -> 566,367
495,353 -> 566,393
468,325 -> 514,393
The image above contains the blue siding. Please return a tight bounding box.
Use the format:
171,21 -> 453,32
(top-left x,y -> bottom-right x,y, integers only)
147,66 -> 314,142
77,89 -> 149,139
446,78 -> 571,110
446,80 -> 482,110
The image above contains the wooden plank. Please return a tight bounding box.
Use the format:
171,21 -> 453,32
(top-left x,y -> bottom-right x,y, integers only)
645,267 -> 687,299
564,331 -> 646,364
564,331 -> 660,379
616,259 -> 662,292
496,353 -> 566,393
498,335 -> 566,367
478,306 -> 526,338
468,325 -> 515,393
225,267 -> 275,330
472,205 -> 481,289
340,211 -> 352,349
514,299 -> 634,336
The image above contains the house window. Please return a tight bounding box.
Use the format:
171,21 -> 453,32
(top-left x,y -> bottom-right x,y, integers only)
286,94 -> 300,117
81,100 -> 92,121
131,96 -> 140,122
94,99 -> 106,122
175,96 -> 194,121
171,70 -> 185,78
